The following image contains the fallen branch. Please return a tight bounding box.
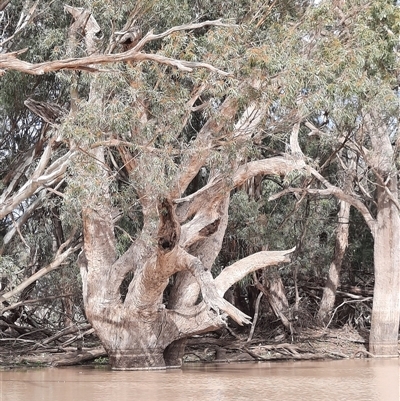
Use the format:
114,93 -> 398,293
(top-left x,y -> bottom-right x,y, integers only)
51,347 -> 107,366
325,297 -> 373,329
37,323 -> 92,347
61,328 -> 95,348
1,293 -> 74,313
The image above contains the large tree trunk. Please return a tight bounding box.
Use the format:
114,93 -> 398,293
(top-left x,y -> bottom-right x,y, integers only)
78,154 -> 295,370
365,113 -> 400,357
369,179 -> 400,356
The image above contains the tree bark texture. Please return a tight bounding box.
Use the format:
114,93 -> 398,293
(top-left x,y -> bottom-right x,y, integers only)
369,179 -> 400,356
366,113 -> 400,357
317,198 -> 350,324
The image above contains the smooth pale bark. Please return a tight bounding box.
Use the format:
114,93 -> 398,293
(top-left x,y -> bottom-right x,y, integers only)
366,114 -> 400,357
369,179 -> 400,356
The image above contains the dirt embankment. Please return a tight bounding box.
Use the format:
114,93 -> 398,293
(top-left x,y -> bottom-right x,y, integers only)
1,325 -> 392,369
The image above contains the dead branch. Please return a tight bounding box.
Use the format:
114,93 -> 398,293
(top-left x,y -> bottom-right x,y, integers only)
37,324 -> 91,347
0,1 -> 39,49
0,20 -> 232,76
214,248 -> 295,296
325,297 -> 373,329
50,347 -> 107,366
0,240 -> 81,306
247,291 -> 263,342
61,328 -> 95,348
1,293 -> 73,313
0,148 -> 75,219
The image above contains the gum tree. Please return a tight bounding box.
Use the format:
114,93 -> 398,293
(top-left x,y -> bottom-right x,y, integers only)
1,1 -> 298,369
1,0 -> 399,369
268,0 -> 400,356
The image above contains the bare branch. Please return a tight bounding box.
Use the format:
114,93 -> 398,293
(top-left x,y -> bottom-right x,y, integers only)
0,1 -> 39,48
130,19 -> 234,52
215,248 -> 295,296
0,149 -> 75,219
0,20 -> 232,76
0,241 -> 81,307
0,190 -> 47,254
182,250 -> 252,325
270,184 -> 376,233
1,293 -> 74,313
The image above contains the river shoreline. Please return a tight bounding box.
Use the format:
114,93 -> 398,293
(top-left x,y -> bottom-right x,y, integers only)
1,325 -> 397,370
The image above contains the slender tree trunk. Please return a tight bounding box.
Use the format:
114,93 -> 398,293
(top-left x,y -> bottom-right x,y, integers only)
369,179 -> 400,356
261,268 -> 291,330
317,198 -> 350,324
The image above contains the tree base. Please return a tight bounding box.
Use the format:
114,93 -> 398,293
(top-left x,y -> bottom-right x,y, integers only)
109,348 -> 166,370
369,343 -> 399,358
163,339 -> 186,367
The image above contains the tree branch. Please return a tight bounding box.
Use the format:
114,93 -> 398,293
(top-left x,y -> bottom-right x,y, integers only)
270,184 -> 376,233
0,149 -> 75,219
181,251 -> 251,325
131,19 -> 233,51
1,293 -> 74,313
0,241 -> 81,307
0,20 -> 232,76
215,248 -> 295,296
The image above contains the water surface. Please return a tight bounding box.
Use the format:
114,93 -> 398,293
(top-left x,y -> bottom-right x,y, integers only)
1,358 -> 399,401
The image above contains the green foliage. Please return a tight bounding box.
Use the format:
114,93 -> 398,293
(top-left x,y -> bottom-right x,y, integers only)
1,0 -> 399,336
228,191 -> 266,247
344,208 -> 374,285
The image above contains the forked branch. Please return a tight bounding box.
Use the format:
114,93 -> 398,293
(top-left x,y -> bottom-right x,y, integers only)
183,251 -> 252,325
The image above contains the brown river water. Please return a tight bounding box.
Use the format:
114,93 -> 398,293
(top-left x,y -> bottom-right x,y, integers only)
0,359 -> 399,401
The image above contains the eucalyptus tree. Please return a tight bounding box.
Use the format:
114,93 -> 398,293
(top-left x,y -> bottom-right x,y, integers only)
1,0 -> 399,370
0,0 -> 300,369
265,0 -> 400,356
